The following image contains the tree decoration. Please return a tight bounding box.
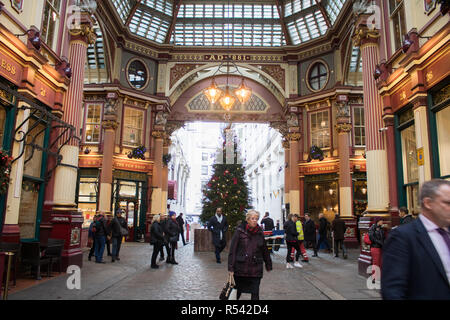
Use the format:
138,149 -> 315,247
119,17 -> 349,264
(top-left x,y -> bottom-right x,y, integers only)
307,145 -> 324,162
200,127 -> 252,233
127,146 -> 146,160
0,150 -> 13,195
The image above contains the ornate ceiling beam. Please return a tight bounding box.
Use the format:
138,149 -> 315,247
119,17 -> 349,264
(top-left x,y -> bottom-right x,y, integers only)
315,0 -> 332,29
125,0 -> 142,27
165,0 -> 183,44
275,0 -> 292,46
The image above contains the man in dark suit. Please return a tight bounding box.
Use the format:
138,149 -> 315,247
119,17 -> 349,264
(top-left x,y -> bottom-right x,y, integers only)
382,179 -> 450,299
332,214 -> 347,259
207,207 -> 228,263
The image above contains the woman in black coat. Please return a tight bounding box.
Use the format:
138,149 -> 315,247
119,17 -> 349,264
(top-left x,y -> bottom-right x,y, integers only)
150,214 -> 164,269
228,210 -> 272,300
166,212 -> 180,264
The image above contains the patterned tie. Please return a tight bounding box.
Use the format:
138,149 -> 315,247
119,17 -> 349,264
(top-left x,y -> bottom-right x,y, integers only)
436,228 -> 450,255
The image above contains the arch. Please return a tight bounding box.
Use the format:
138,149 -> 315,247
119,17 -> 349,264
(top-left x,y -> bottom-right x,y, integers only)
169,74 -> 286,124
168,63 -> 287,105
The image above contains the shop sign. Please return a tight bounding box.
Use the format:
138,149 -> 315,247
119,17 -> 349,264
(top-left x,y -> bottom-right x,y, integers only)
304,164 -> 337,175
417,147 -> 424,166
204,54 -> 251,61
79,157 -> 102,168
113,159 -> 151,173
0,53 -> 21,85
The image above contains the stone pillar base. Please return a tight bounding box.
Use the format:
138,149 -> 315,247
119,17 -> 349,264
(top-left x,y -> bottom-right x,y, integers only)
342,217 -> 359,249
50,205 -> 84,270
0,224 -> 20,243
357,212 -> 390,277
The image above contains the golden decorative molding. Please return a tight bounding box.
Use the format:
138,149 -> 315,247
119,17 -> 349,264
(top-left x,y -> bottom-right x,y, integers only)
287,132 -> 301,141
353,26 -> 380,48
282,139 -> 290,149
69,24 -> 97,45
102,119 -> 118,130
335,123 -> 353,133
151,130 -> 165,139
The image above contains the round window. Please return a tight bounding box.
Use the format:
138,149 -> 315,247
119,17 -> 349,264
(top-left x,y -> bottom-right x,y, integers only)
308,62 -> 328,92
127,60 -> 148,89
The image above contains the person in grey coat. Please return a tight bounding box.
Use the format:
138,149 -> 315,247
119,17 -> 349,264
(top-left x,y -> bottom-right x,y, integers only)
207,207 -> 229,264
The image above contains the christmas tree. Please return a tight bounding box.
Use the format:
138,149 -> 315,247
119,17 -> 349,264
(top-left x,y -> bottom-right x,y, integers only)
200,125 -> 252,232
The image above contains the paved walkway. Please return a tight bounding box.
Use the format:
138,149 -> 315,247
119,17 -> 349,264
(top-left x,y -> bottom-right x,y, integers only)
9,241 -> 381,300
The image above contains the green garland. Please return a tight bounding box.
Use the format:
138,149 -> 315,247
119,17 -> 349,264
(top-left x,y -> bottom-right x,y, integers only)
0,150 -> 13,195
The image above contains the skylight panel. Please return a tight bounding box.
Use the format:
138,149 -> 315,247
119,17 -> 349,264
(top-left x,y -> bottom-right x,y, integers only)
325,0 -> 346,24
284,0 -> 314,17
143,0 -> 173,16
129,8 -> 170,43
111,0 -> 134,23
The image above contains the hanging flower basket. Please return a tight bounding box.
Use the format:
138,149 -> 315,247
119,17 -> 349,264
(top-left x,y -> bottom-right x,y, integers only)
127,146 -> 146,160
0,150 -> 13,195
307,145 -> 324,162
162,153 -> 172,166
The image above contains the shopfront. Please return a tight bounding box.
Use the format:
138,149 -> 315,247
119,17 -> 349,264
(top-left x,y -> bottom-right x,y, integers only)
429,80 -> 450,180
112,170 -> 148,242
304,173 -> 339,223
77,168 -> 99,228
395,107 -> 420,215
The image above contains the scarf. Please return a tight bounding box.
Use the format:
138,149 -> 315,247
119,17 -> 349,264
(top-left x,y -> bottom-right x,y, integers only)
246,223 -> 261,235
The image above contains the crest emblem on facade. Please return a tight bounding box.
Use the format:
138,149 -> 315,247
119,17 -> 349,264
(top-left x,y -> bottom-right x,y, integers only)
11,0 -> 24,13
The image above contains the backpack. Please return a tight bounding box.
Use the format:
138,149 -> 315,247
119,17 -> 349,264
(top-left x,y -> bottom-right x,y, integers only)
363,233 -> 372,245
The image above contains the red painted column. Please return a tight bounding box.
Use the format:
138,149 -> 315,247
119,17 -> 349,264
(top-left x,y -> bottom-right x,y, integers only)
353,19 -> 390,276
50,12 -> 96,269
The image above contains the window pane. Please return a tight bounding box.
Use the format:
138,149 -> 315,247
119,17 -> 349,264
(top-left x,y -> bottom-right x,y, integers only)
436,106 -> 450,177
23,120 -> 45,178
401,125 -> 418,184
123,108 -> 144,146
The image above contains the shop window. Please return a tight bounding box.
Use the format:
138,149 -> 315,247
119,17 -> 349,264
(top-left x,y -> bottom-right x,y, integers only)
389,0 -> 407,51
353,106 -> 365,146
18,180 -> 41,239
84,103 -> 102,143
78,176 -> 98,228
308,62 -> 328,91
0,107 -> 5,146
310,110 -> 330,148
430,83 -> 450,179
305,178 -> 338,223
23,120 -> 46,178
123,107 -> 144,146
398,108 -> 420,214
41,0 -> 61,50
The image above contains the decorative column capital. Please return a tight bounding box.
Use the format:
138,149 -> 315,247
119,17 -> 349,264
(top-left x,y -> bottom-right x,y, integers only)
102,119 -> 118,130
335,123 -> 353,134
152,130 -> 165,139
353,25 -> 380,48
68,12 -> 96,45
282,139 -> 290,149
287,132 -> 301,141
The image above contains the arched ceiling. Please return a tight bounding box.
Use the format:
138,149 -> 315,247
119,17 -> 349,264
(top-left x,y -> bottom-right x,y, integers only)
109,0 -> 348,47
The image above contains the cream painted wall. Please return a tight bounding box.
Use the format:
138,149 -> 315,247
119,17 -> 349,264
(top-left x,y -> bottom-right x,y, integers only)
403,1 -> 449,36
1,1 -> 46,38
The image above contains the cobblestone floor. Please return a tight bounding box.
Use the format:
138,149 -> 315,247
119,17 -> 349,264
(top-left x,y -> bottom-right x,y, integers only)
9,241 -> 381,300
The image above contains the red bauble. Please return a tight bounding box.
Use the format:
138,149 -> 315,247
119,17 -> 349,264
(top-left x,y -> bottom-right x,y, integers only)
233,178 -> 237,184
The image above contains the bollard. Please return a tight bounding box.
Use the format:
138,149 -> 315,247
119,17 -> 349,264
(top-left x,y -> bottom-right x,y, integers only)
186,223 -> 190,242
2,252 -> 14,300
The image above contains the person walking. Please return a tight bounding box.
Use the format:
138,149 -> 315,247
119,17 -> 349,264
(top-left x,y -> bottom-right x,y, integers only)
207,207 -> 229,263
166,211 -> 180,264
88,214 -> 98,261
261,212 -> 274,231
316,213 -> 331,253
304,213 -> 318,257
368,217 -> 385,283
176,212 -> 187,246
284,214 -> 302,269
399,207 -> 414,225
159,213 -> 170,261
109,210 -> 127,262
294,215 -> 309,262
382,179 -> 450,299
150,214 -> 165,269
332,214 -> 348,259
228,210 -> 272,300
94,212 -> 110,263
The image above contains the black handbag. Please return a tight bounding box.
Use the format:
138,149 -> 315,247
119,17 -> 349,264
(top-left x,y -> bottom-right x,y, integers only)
219,273 -> 235,300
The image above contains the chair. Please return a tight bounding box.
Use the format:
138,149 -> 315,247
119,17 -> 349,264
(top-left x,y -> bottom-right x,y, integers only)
44,239 -> 65,274
20,242 -> 51,280
0,242 -> 20,286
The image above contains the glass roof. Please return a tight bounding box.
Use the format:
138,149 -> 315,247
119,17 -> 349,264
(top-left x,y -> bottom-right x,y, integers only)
110,0 -> 348,46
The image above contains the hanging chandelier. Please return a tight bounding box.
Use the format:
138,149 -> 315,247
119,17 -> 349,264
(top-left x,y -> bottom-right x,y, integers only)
204,0 -> 252,111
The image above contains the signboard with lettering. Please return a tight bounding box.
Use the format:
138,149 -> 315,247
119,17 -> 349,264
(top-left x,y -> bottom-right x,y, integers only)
417,147 -> 424,166
303,164 -> 338,175
0,52 -> 22,85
